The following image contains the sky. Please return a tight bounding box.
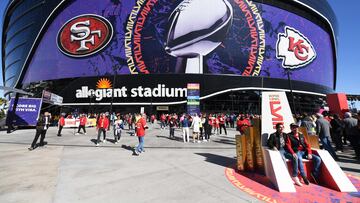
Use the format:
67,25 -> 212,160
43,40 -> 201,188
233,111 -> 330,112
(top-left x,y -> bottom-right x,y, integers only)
0,0 -> 359,107
327,0 -> 360,95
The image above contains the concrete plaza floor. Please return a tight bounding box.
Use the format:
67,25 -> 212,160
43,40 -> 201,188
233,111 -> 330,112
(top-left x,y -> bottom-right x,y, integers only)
0,124 -> 359,203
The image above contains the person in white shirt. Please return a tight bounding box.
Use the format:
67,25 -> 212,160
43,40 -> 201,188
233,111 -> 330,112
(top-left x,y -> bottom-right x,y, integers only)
113,115 -> 124,144
191,114 -> 202,143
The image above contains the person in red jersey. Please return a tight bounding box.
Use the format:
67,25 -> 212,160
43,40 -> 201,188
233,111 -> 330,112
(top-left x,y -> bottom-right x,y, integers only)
160,114 -> 166,129
151,114 -> 156,124
96,113 -> 109,146
57,113 -> 65,137
134,113 -> 148,155
76,114 -> 87,135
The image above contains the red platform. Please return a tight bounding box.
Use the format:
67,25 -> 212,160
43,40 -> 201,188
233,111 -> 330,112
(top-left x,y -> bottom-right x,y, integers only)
225,166 -> 360,203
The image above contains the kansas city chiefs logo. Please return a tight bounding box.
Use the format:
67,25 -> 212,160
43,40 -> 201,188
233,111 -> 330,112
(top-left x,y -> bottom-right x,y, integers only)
276,26 -> 316,69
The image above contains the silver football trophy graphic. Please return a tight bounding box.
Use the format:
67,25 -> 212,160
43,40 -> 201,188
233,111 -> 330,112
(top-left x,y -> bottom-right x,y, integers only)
164,0 -> 233,73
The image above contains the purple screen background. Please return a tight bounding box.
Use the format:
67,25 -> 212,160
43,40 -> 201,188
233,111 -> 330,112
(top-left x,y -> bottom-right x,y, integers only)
23,0 -> 334,88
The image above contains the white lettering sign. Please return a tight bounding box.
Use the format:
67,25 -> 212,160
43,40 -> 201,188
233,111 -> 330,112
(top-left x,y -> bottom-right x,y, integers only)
75,84 -> 187,101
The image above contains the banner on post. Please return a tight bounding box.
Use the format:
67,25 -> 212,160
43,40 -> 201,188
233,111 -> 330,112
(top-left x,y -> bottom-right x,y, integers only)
42,90 -> 63,105
7,98 -> 42,126
187,83 -> 200,116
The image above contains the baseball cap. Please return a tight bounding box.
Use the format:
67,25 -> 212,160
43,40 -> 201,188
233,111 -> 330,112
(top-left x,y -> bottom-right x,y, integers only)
290,123 -> 299,128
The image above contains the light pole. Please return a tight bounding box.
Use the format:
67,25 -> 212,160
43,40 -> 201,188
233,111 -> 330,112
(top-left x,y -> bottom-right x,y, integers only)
88,93 -> 94,114
110,65 -> 118,115
286,69 -> 297,115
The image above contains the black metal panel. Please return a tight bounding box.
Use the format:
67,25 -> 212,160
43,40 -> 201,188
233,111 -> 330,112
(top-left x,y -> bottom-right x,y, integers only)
26,74 -> 333,104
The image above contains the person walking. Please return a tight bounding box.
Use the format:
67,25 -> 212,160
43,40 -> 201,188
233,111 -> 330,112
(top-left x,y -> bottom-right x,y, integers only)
330,114 -> 344,152
191,114 -> 201,143
134,113 -> 148,155
96,113 -> 109,146
200,115 -> 205,141
76,114 -> 87,135
219,114 -> 227,135
160,114 -> 166,129
316,113 -> 338,159
113,115 -> 124,144
128,114 -> 134,131
57,113 -> 65,137
29,112 -> 51,151
214,116 -> 220,135
343,112 -> 359,160
203,114 -> 212,142
169,115 -> 177,139
181,115 -> 190,143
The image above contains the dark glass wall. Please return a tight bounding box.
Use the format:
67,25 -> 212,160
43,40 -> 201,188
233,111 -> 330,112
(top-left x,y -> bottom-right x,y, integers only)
2,0 -> 63,88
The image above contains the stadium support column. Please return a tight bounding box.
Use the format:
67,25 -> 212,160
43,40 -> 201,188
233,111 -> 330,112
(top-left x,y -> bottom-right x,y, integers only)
229,91 -> 235,113
286,69 -> 297,115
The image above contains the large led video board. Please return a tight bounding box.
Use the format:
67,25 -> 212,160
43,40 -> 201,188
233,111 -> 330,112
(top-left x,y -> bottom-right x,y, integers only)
22,0 -> 334,89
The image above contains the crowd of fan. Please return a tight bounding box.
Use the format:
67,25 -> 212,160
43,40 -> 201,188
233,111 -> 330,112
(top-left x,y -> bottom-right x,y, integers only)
294,111 -> 360,160
47,110 -> 360,160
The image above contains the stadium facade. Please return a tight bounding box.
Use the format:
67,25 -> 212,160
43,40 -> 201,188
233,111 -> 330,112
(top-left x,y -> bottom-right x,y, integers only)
1,0 -> 338,114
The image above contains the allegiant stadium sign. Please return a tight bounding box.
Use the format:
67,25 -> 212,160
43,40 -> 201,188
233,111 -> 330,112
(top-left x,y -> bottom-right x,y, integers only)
75,79 -> 187,101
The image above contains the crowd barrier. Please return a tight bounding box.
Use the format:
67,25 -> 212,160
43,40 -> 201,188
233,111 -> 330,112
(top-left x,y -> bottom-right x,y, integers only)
64,118 -> 97,128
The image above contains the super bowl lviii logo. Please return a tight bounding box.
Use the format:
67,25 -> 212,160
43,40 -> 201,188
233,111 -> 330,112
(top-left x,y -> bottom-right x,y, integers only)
276,26 -> 316,69
57,14 -> 113,57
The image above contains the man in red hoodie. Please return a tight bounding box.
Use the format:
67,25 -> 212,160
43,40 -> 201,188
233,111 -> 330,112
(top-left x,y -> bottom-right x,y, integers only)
96,113 -> 109,146
76,114 -> 87,135
286,123 -> 321,186
57,114 -> 65,137
134,113 -> 148,155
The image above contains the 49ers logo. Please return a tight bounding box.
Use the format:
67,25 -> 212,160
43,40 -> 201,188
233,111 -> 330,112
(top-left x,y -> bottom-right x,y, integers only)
57,14 -> 113,57
276,26 -> 316,69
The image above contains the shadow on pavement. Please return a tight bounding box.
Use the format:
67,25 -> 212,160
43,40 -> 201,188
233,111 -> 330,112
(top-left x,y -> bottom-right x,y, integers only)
121,144 -> 138,156
195,153 -> 277,190
212,139 -> 235,145
156,135 -> 184,142
195,153 -> 236,168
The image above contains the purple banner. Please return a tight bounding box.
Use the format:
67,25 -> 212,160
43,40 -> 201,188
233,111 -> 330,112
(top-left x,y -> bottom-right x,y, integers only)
7,98 -> 42,126
23,0 -> 334,88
